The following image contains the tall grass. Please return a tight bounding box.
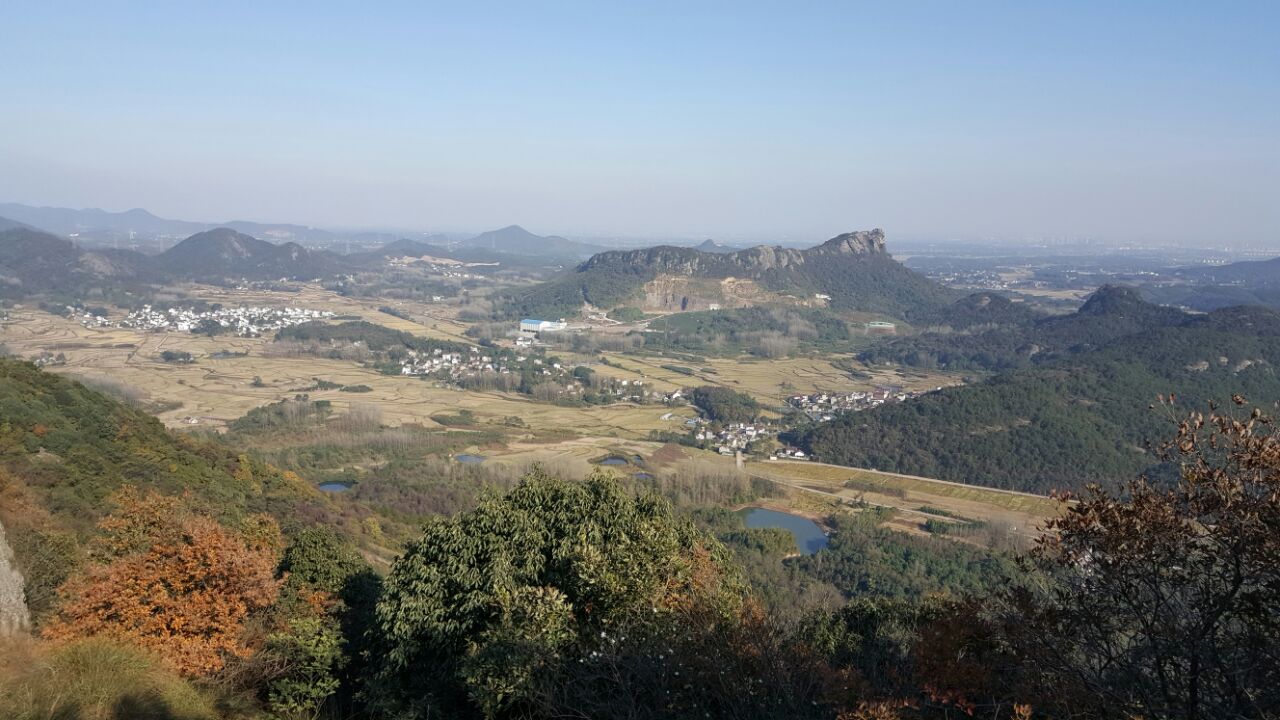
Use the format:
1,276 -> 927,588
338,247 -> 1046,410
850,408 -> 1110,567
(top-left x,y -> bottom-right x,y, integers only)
0,637 -> 218,720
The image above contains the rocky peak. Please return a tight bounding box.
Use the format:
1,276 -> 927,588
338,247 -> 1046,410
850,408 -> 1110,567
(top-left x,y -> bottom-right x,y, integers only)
812,229 -> 886,256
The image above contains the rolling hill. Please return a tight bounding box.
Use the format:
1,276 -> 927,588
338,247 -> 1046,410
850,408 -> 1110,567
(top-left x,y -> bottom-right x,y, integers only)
0,227 -> 148,297
862,285 -> 1188,371
156,227 -> 339,279
0,216 -> 34,232
789,297 -> 1280,494
501,229 -> 957,320
0,225 -> 358,294
458,224 -> 607,260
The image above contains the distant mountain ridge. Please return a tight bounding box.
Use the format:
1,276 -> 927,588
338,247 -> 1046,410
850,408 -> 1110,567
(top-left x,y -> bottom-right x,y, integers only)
0,202 -> 397,250
503,229 -> 956,320
0,221 -> 577,295
695,239 -> 736,253
0,225 -> 344,293
0,203 -> 207,238
458,225 -> 607,260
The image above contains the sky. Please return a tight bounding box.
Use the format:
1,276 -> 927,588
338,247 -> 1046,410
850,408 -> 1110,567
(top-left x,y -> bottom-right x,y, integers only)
1,1 -> 1277,246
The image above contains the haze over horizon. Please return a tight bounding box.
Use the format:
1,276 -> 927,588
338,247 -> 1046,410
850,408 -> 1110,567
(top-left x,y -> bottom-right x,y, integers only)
2,2 -> 1277,247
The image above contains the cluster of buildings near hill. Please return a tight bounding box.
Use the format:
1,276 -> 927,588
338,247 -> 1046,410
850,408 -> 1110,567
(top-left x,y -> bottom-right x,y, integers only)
787,386 -> 939,421
73,305 -> 334,337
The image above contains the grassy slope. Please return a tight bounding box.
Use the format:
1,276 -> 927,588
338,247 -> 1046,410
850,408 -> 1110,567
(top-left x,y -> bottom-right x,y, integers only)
0,358 -> 334,619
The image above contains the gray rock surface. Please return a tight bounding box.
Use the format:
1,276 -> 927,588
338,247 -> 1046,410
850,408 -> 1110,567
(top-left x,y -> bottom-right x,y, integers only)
0,520 -> 31,636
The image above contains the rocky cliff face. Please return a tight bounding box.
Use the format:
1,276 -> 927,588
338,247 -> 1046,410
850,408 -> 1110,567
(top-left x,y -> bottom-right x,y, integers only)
513,227 -> 951,320
0,520 -> 30,636
580,229 -> 888,276
809,229 -> 887,255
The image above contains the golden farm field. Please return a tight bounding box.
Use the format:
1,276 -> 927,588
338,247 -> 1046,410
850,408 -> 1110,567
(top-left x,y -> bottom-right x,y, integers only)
0,302 -> 1055,545
0,309 -> 679,436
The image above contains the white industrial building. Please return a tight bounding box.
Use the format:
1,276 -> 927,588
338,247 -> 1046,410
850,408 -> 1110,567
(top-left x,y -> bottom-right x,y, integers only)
519,318 -> 568,336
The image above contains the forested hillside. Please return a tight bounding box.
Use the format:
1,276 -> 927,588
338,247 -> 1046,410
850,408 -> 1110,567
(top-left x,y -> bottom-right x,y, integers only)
860,285 -> 1188,371
791,304 -> 1280,493
0,359 -> 338,621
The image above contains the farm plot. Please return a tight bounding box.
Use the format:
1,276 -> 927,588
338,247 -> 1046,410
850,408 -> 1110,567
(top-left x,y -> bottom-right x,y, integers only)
0,310 -> 676,436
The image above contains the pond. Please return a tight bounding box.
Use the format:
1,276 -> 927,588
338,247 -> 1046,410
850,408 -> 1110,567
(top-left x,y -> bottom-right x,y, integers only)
597,456 -> 629,466
318,481 -> 353,493
742,508 -> 829,555
455,454 -> 487,464
633,472 -> 654,481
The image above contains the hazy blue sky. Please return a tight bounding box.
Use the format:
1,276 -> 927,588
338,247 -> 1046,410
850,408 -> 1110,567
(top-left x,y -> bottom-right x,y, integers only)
1,2 -> 1276,245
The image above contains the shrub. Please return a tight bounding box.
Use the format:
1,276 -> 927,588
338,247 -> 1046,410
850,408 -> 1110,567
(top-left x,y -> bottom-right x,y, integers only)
261,617 -> 346,720
279,528 -> 366,596
44,514 -> 281,676
371,470 -> 748,718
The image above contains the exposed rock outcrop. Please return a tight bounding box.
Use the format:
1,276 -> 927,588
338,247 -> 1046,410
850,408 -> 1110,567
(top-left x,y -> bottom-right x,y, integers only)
581,228 -> 888,275
810,228 -> 887,255
0,520 -> 31,636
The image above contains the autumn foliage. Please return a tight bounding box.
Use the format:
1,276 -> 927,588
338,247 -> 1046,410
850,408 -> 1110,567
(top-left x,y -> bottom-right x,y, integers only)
43,490 -> 281,676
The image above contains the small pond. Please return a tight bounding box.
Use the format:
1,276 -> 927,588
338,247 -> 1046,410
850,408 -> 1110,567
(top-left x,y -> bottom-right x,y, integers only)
455,454 -> 487,464
742,508 -> 829,555
318,481 -> 353,494
597,456 -> 629,466
633,472 -> 654,481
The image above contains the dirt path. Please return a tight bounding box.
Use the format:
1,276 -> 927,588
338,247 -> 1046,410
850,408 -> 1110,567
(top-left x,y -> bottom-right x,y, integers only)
0,520 -> 30,636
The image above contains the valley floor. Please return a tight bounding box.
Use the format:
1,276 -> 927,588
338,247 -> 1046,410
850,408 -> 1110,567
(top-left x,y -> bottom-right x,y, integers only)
0,287 -> 1053,543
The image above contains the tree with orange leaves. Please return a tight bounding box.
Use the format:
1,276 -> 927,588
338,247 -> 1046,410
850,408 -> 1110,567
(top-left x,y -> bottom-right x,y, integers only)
44,513 -> 281,676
